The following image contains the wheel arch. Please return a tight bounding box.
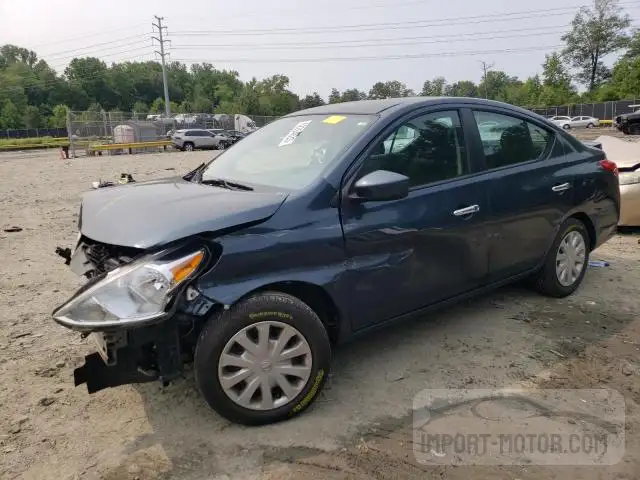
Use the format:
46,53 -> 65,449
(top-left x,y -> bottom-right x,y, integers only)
568,212 -> 597,251
225,280 -> 342,345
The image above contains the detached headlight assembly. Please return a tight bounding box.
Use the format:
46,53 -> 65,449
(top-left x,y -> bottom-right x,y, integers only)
53,250 -> 204,330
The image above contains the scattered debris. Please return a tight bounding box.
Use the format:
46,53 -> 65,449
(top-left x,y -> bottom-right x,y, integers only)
11,332 -> 31,339
588,260 -> 610,267
55,361 -> 65,368
165,167 -> 176,171
38,397 -> 55,407
386,372 -> 405,382
3,226 -> 22,233
55,247 -> 72,265
549,349 -> 566,359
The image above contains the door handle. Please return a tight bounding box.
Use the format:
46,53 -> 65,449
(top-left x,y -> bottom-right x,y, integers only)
552,183 -> 571,192
453,205 -> 480,217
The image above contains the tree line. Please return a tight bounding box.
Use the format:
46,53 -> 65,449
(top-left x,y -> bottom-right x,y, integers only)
1,0 -> 640,130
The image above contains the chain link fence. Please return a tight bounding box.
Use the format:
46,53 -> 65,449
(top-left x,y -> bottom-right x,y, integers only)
527,100 -> 640,123
63,111 -> 279,156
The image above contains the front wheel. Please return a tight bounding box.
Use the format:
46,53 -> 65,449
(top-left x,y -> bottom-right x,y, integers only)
183,142 -> 195,152
562,124 -> 571,130
194,292 -> 331,425
587,123 -> 595,128
533,218 -> 590,298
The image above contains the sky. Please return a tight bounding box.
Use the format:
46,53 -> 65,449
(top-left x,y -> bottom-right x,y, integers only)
1,0 -> 640,98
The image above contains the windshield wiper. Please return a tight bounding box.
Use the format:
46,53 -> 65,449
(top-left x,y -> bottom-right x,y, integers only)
201,178 -> 254,191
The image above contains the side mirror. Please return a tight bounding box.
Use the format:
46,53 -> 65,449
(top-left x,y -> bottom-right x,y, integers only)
351,170 -> 409,202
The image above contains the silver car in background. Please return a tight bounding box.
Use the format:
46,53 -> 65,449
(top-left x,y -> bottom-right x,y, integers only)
570,116 -> 600,128
171,129 -> 232,151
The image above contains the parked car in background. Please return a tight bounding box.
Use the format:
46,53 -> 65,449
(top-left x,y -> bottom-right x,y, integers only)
549,116 -> 573,129
615,105 -> 640,135
590,135 -> 640,226
171,129 -> 231,151
570,116 -> 600,128
207,129 -> 234,149
224,130 -> 247,145
53,97 -> 620,426
549,116 -> 600,129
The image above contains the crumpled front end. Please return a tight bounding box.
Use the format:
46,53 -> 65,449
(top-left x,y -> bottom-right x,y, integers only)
53,236 -> 219,394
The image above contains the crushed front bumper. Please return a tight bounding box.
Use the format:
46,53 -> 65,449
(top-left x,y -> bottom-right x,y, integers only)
73,322 -> 183,394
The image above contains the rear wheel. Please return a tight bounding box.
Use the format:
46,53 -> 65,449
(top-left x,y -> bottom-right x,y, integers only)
533,218 -> 590,298
183,142 -> 194,151
194,291 -> 331,425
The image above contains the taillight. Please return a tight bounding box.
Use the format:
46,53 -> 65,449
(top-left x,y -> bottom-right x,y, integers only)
599,159 -> 618,177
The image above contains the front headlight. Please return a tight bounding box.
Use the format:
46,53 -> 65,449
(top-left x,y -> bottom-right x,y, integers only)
619,171 -> 640,186
53,250 -> 204,330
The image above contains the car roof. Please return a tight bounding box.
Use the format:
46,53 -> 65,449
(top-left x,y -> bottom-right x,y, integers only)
287,96 -> 543,118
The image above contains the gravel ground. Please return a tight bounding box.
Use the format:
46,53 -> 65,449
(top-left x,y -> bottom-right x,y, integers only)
1,146 -> 639,480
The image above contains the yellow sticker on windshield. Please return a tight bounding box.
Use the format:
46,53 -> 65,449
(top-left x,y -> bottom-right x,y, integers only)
323,115 -> 347,124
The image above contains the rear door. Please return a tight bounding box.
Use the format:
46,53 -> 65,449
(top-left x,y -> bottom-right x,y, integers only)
341,107 -> 492,330
468,108 -> 576,280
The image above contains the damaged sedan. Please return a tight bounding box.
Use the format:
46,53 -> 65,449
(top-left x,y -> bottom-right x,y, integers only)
53,98 -> 620,425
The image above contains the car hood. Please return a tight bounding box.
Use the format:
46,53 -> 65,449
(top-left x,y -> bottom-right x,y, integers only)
79,177 -> 288,248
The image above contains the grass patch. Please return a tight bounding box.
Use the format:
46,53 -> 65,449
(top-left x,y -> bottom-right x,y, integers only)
0,136 -> 69,148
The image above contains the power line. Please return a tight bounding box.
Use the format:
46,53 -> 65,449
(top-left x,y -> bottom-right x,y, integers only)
171,2 -> 640,36
173,30 -> 570,52
170,24 -> 572,49
173,44 -> 564,64
44,34 -> 151,59
29,23 -> 149,49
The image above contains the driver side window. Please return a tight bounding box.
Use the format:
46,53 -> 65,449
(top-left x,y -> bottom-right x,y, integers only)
360,110 -> 468,188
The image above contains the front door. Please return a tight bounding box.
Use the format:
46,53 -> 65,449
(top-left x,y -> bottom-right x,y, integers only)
469,109 -> 575,280
340,109 -> 491,331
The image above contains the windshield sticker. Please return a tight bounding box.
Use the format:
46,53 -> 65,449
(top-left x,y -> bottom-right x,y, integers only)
278,120 -> 312,147
322,115 -> 347,125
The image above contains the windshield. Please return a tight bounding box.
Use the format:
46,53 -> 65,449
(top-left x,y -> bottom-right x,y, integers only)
200,114 -> 376,190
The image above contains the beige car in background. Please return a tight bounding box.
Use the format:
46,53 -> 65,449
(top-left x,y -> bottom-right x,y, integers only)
594,136 -> 640,226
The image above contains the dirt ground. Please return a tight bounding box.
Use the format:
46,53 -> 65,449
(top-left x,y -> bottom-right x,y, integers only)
1,143 -> 639,480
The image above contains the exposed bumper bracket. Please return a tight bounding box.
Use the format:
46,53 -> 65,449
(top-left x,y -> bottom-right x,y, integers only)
74,352 -> 157,394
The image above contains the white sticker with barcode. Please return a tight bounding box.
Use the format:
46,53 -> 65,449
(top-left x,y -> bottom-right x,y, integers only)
278,120 -> 312,147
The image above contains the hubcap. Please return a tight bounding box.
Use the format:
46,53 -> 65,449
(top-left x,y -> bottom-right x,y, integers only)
218,321 -> 312,411
555,230 -> 586,287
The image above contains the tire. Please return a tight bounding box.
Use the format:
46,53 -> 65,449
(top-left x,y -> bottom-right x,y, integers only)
562,124 -> 571,130
587,123 -> 595,129
533,218 -> 590,298
183,142 -> 194,152
194,291 -> 331,425
630,124 -> 640,135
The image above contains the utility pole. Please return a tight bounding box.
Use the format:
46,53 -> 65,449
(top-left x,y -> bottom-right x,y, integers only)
152,16 -> 171,118
480,61 -> 494,99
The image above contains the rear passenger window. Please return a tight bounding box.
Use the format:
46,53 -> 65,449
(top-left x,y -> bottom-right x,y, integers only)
473,111 -> 553,169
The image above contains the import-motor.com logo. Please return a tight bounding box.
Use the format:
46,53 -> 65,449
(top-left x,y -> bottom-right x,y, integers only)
412,388 -> 625,466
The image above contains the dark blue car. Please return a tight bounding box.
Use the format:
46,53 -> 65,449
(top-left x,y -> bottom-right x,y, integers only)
53,97 -> 620,425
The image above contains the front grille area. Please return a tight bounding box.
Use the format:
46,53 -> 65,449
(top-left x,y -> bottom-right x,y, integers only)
78,238 -> 143,279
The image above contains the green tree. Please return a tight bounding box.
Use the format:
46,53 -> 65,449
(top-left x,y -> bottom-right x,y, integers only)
340,89 -> 367,102
48,104 -> 68,128
22,105 -> 42,128
368,80 -> 414,99
150,97 -> 165,114
444,80 -> 478,97
562,0 -> 631,91
299,92 -> 325,109
328,88 -> 341,104
0,100 -> 21,128
421,77 -> 447,96
131,101 -> 148,115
